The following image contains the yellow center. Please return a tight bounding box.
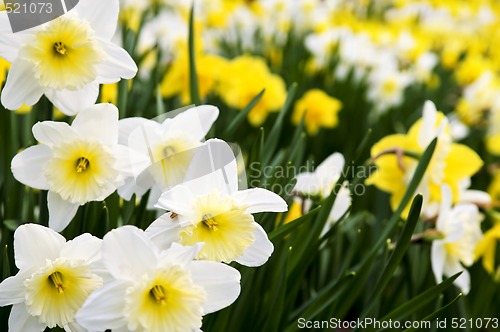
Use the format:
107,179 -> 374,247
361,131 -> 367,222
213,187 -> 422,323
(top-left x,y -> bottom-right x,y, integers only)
45,139 -> 117,204
24,258 -> 102,328
124,267 -> 206,331
382,78 -> 398,96
23,17 -> 104,90
179,192 -> 256,263
49,271 -> 65,294
53,42 -> 67,56
75,157 -> 90,173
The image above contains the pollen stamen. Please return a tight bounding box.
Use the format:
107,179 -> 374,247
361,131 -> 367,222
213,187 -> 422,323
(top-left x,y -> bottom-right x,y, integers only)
49,271 -> 64,294
202,214 -> 219,231
76,157 -> 90,173
54,42 -> 68,55
150,285 -> 167,305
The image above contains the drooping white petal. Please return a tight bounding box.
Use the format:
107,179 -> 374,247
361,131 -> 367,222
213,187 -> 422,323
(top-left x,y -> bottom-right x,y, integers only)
316,152 -> 344,181
60,233 -> 102,263
32,121 -> 78,147
1,59 -> 44,110
71,104 -> 119,144
232,188 -> 288,214
75,280 -> 129,331
95,41 -> 138,83
0,274 -> 25,306
114,145 -> 151,178
117,173 -> 153,201
329,187 -> 352,222
189,261 -> 241,314
172,105 -> 220,141
102,226 -> 158,281
431,241 -> 445,284
294,172 -> 321,196
13,224 -> 65,270
45,83 -> 99,116
74,0 -> 119,41
48,191 -> 80,232
145,214 -> 182,250
436,185 -> 452,232
118,117 -> 149,146
419,100 -> 438,148
443,257 -> 470,295
9,303 -> 46,332
236,223 -> 274,267
459,190 -> 491,205
11,145 -> 52,190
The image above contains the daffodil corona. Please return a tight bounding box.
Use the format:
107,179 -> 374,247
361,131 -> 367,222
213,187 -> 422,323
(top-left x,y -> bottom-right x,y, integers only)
0,0 -> 137,115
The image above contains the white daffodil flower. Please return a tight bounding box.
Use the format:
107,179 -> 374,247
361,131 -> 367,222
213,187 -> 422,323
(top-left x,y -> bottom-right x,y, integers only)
117,105 -> 219,208
75,226 -> 241,332
11,103 -> 148,232
294,152 -> 352,227
0,0 -> 137,115
146,139 -> 288,267
431,185 -> 483,295
0,224 -> 102,332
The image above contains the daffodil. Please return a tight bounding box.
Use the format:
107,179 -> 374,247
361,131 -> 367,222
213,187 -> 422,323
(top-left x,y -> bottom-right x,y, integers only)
11,104 -> 147,231
0,224 -> 102,331
293,152 -> 351,233
366,101 -> 483,217
146,139 -> 287,266
75,226 -> 241,332
117,105 -> 219,208
431,185 -> 483,295
0,0 -> 137,115
292,89 -> 343,136
366,65 -> 412,114
475,223 -> 500,274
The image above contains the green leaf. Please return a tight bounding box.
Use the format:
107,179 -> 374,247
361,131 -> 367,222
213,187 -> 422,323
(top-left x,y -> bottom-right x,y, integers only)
378,272 -> 462,325
263,83 -> 297,165
188,5 -> 200,105
403,293 -> 463,332
362,194 -> 423,318
2,245 -> 10,279
269,206 -> 320,241
224,89 -> 266,137
3,220 -> 20,232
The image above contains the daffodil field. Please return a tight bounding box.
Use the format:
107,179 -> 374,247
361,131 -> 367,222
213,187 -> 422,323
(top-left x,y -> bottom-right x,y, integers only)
1,0 -> 500,331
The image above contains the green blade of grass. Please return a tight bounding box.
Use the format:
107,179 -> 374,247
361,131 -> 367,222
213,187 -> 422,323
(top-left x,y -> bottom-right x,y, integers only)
188,5 -> 200,105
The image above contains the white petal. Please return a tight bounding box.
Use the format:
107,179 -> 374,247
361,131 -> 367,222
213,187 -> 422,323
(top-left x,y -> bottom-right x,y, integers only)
316,152 -> 344,181
294,173 -> 321,196
114,145 -> 151,178
232,188 -> 288,214
431,241 -> 445,284
11,145 -> 51,190
102,226 -> 158,281
443,258 -> 470,295
145,214 -> 182,250
236,223 -> 273,267
48,191 -> 80,232
0,12 -> 21,62
32,121 -> 78,147
75,0 -> 119,41
172,105 -> 219,141
0,274 -> 25,306
155,186 -> 196,215
188,261 -> 241,314
1,59 -> 44,110
75,280 -> 129,331
71,103 -> 118,144
117,174 -> 152,201
96,41 -> 137,83
158,243 -> 203,267
9,303 -> 45,332
118,117 -> 149,146
45,83 -> 99,116
329,187 -> 352,222
14,224 -> 65,270
436,185 -> 452,231
60,233 -> 101,263
459,190 -> 491,205
419,100 -> 437,147
182,139 -> 239,195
